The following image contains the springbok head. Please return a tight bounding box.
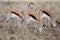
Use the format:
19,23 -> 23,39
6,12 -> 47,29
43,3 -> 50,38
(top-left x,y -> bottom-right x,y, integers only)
28,2 -> 34,9
38,8 -> 57,27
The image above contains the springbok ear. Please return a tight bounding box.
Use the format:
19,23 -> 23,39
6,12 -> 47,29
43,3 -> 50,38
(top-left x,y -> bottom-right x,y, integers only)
7,9 -> 24,18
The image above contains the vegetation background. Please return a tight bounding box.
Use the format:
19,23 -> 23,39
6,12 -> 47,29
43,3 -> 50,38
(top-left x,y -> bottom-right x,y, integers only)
0,0 -> 60,40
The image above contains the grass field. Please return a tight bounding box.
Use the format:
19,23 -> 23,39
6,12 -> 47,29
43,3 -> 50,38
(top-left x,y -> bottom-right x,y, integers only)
0,1 -> 60,40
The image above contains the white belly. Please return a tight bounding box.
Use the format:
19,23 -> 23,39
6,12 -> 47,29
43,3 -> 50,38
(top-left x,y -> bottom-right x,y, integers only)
41,13 -> 51,20
27,17 -> 38,23
11,14 -> 19,19
6,13 -> 20,22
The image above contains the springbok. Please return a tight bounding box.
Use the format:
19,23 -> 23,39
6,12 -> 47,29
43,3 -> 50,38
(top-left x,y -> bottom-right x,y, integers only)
28,2 -> 34,10
28,2 -> 38,12
24,11 -> 43,32
6,9 -> 24,27
38,8 -> 57,28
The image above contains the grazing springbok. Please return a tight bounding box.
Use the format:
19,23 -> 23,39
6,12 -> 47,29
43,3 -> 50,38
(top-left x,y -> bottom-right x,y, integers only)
38,8 -> 57,28
6,9 -> 24,27
24,11 -> 43,32
28,2 -> 38,11
28,2 -> 34,10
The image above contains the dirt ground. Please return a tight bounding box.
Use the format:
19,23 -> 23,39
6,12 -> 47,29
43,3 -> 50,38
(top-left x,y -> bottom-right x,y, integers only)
0,1 -> 60,40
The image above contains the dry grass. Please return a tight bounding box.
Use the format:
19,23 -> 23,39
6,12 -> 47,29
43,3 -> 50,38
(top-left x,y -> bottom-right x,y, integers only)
0,1 -> 60,40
